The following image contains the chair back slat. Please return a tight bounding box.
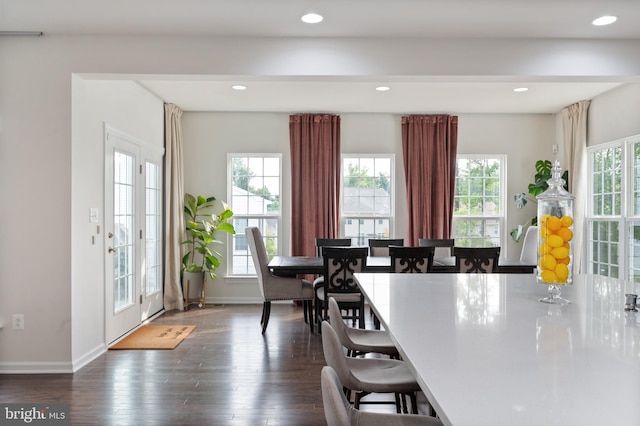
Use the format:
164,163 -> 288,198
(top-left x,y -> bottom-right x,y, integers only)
389,246 -> 435,273
368,238 -> 404,257
418,238 -> 455,257
453,247 -> 501,273
316,238 -> 352,256
323,247 -> 368,293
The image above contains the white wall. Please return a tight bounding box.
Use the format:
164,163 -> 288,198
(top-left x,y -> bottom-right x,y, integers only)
71,78 -> 164,369
588,83 -> 640,146
182,111 -> 555,303
1,34 -> 639,372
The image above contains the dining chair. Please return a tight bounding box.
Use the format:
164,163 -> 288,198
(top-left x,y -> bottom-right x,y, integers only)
389,246 -> 435,273
519,225 -> 538,266
368,238 -> 404,257
321,366 -> 443,426
316,238 -> 352,256
328,297 -> 399,358
315,247 -> 368,329
418,238 -> 455,257
321,321 -> 422,414
453,246 -> 501,273
246,227 -> 314,334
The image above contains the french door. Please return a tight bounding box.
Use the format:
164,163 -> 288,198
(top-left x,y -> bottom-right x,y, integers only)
105,126 -> 164,343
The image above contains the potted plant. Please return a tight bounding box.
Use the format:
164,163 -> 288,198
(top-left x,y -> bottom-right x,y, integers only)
510,160 -> 569,242
182,193 -> 236,307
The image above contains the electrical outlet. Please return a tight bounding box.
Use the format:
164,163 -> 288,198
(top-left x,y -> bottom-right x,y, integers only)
12,314 -> 24,330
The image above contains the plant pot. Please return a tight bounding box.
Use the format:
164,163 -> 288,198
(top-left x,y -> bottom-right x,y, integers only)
182,271 -> 205,309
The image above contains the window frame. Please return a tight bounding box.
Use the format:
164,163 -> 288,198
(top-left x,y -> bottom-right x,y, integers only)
586,135 -> 640,282
340,154 -> 395,246
227,153 -> 283,276
452,154 -> 506,249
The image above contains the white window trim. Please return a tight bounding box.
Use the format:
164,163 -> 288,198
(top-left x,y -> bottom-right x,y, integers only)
452,154 -> 507,250
586,134 -> 640,281
227,153 -> 283,277
340,154 -> 396,239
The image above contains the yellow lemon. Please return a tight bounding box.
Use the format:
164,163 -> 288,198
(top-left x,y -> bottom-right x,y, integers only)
541,270 -> 558,283
550,246 -> 569,260
560,216 -> 573,227
540,254 -> 557,270
546,234 -> 564,248
555,263 -> 569,282
540,225 -> 553,239
546,216 -> 562,232
538,242 -> 553,255
557,256 -> 571,265
540,214 -> 551,225
557,227 -> 573,242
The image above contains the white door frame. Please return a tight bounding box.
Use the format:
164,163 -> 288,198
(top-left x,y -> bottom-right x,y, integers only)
104,125 -> 165,343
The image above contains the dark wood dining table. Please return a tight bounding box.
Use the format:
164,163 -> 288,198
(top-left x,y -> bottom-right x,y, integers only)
267,255 -> 535,275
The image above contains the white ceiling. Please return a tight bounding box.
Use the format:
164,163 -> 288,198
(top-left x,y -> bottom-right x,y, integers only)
3,0 -> 639,113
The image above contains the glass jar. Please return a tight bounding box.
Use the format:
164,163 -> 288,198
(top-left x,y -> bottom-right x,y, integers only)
536,161 -> 574,304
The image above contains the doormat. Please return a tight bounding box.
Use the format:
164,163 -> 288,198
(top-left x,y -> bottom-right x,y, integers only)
110,325 -> 196,350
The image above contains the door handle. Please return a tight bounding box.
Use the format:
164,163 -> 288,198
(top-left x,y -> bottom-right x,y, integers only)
108,247 -> 117,253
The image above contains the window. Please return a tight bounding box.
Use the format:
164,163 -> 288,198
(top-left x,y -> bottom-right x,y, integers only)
341,155 -> 394,246
453,156 -> 505,247
228,155 -> 281,275
586,137 -> 640,282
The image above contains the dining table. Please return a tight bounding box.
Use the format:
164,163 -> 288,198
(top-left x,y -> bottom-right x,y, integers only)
354,272 -> 640,426
267,255 -> 535,275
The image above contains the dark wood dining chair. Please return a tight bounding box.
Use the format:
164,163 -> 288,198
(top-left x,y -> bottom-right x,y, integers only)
315,247 -> 369,329
418,238 -> 455,257
453,246 -> 501,273
368,238 -> 404,257
389,246 -> 435,273
315,238 -> 352,256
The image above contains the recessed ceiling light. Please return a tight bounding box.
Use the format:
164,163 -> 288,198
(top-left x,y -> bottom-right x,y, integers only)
376,86 -> 390,92
301,13 -> 323,24
232,85 -> 247,91
592,15 -> 617,26
513,87 -> 529,92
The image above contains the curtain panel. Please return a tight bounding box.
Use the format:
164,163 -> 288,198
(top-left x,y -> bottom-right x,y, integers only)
561,100 -> 590,274
401,115 -> 458,246
163,103 -> 185,311
289,114 -> 341,257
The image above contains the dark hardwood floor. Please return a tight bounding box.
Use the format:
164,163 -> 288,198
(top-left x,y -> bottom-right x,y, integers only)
0,304 -> 427,425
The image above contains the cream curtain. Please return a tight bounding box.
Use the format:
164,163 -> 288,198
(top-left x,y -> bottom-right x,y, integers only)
561,100 -> 590,274
163,103 -> 185,310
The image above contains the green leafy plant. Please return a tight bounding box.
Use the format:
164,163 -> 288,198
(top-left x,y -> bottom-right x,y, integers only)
510,160 -> 569,242
182,193 -> 236,279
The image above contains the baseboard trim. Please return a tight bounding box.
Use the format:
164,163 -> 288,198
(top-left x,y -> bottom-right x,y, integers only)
72,343 -> 106,372
0,361 -> 74,374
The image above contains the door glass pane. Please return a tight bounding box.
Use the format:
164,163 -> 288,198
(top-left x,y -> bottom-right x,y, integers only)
114,151 -> 135,312
145,161 -> 162,296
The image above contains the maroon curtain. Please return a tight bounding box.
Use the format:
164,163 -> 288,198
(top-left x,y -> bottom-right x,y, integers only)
289,114 -> 341,257
401,115 -> 458,246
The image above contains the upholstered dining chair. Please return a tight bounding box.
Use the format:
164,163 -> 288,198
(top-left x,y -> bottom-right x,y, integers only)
321,366 -> 443,426
328,297 -> 399,358
418,238 -> 455,257
246,227 -> 314,334
389,246 -> 435,273
321,321 -> 422,414
368,238 -> 404,257
315,247 -> 369,329
453,246 -> 501,273
519,225 -> 538,266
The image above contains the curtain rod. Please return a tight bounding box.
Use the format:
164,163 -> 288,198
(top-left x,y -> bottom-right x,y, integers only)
0,31 -> 44,36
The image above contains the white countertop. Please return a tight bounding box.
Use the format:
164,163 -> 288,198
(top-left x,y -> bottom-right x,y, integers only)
355,273 -> 640,426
